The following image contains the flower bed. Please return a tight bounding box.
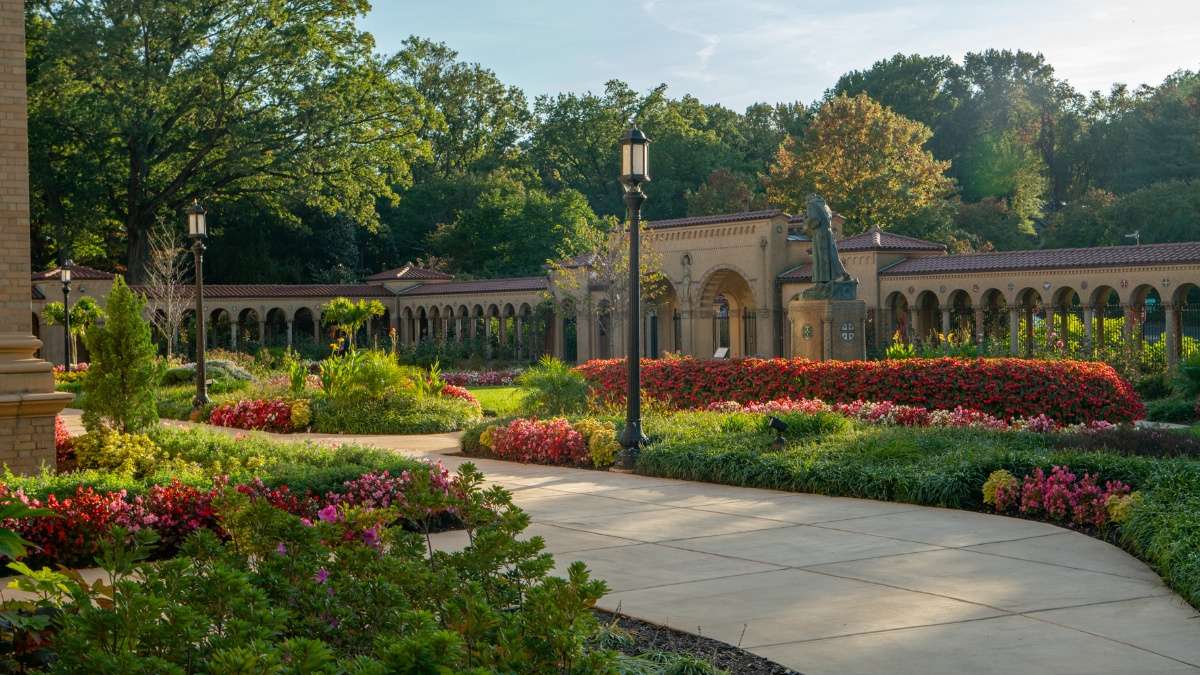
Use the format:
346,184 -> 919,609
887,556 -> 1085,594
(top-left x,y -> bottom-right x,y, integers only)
209,398 -> 304,433
0,462 -> 454,568
709,397 -> 1116,432
443,368 -> 522,387
983,467 -> 1134,527
578,356 -> 1143,424
441,383 -> 481,409
467,417 -> 620,468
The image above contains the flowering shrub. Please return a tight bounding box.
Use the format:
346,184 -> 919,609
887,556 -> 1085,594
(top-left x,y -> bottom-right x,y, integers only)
52,362 -> 89,384
1105,491 -> 1142,524
707,397 -> 1085,432
489,417 -> 588,466
441,384 -> 481,410
0,461 -> 456,568
578,356 -> 1143,424
982,470 -> 1018,508
987,465 -> 1132,527
443,369 -> 522,387
54,415 -> 74,468
265,372 -> 322,391
209,399 -> 294,433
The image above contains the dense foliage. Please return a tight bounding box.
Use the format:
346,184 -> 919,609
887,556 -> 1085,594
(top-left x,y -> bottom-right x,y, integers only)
578,356 -> 1143,424
79,277 -> 159,433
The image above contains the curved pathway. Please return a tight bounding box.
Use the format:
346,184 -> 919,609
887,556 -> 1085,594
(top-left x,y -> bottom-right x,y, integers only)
64,411 -> 1200,673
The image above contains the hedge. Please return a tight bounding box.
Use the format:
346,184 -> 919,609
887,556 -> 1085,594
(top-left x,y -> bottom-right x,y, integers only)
578,356 -> 1144,424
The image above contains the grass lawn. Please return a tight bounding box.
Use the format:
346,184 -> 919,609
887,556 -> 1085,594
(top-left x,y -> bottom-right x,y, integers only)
468,385 -> 523,417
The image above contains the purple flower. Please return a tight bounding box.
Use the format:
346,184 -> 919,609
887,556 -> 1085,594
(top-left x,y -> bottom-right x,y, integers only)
317,504 -> 338,522
314,567 -> 329,584
275,542 -> 287,556
362,525 -> 381,549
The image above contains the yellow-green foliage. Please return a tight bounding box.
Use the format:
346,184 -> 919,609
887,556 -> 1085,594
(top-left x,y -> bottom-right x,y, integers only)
73,429 -> 162,478
1106,491 -> 1143,524
574,418 -> 620,467
290,398 -> 312,430
982,469 -> 1018,506
479,425 -> 497,450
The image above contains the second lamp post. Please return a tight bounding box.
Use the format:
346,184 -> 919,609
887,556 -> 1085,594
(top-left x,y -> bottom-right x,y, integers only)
187,201 -> 209,408
617,125 -> 650,468
60,263 -> 72,371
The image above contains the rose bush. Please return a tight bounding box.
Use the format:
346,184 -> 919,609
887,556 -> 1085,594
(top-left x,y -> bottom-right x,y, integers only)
578,356 -> 1143,424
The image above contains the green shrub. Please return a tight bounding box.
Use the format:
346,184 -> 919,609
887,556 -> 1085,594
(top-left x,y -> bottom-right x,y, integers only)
1145,396 -> 1198,423
71,429 -> 163,478
319,349 -> 418,399
1177,353 -> 1200,398
160,360 -> 253,386
772,411 -> 852,438
312,390 -> 480,434
1135,372 -> 1174,400
574,418 -> 621,467
81,276 -> 159,433
517,356 -> 590,417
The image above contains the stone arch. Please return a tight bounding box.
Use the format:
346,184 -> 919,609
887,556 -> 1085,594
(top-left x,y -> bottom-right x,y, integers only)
648,280 -> 681,356
293,307 -> 317,346
1174,283 -> 1200,362
595,299 -> 613,360
1130,284 -> 1165,357
885,291 -> 910,343
698,267 -> 757,357
237,308 -> 261,346
1014,288 -> 1044,357
1048,287 -> 1083,353
264,308 -> 288,346
209,308 -> 233,349
560,299 -> 578,363
914,290 -> 940,343
946,289 -> 973,337
979,289 -> 1008,346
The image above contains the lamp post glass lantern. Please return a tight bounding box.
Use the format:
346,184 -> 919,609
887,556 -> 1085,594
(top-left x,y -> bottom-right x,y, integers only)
61,263 -> 72,371
617,125 -> 650,468
187,201 -> 209,408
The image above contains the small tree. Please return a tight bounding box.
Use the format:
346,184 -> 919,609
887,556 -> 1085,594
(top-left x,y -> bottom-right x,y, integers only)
143,221 -> 191,358
82,276 -> 159,433
320,297 -> 386,349
548,220 -> 666,326
42,296 -> 104,362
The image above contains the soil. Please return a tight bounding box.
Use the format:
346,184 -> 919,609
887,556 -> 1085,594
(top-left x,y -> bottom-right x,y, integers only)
595,608 -> 802,675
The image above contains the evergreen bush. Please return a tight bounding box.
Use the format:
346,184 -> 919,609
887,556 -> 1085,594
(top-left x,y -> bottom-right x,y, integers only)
81,276 -> 159,433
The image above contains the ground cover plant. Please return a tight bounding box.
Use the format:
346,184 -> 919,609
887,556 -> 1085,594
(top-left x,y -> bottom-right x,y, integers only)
578,356 -> 1144,424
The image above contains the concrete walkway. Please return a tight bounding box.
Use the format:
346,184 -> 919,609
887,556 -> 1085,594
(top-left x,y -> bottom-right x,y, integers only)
61,411 -> 1200,673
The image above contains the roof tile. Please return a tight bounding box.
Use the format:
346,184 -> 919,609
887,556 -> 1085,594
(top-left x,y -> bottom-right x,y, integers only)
32,263 -> 115,281
882,241 -> 1200,276
645,209 -> 784,230
397,277 -> 548,296
364,265 -> 454,282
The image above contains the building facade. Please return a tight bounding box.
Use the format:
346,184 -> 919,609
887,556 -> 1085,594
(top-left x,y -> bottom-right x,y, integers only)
32,210 -> 1200,369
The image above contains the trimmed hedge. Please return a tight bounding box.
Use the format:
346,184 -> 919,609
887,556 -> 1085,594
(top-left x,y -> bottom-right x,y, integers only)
578,356 -> 1143,424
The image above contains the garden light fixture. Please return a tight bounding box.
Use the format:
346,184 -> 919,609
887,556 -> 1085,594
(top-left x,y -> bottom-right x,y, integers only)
617,125 -> 650,468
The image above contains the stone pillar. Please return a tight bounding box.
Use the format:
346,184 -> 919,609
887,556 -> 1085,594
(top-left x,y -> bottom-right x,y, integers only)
515,315 -> 524,359
940,308 -> 951,337
313,311 -> 321,341
1024,306 -> 1034,356
973,307 -> 985,345
484,317 -> 492,359
441,316 -> 449,343
1044,307 -> 1056,347
552,313 -> 565,359
231,321 -> 238,351
286,320 -> 293,349
907,307 -> 919,344
1165,303 -> 1180,369
1121,305 -> 1134,342
1009,307 -> 1021,356
456,317 -> 464,343
257,319 -> 265,346
0,2 -> 72,472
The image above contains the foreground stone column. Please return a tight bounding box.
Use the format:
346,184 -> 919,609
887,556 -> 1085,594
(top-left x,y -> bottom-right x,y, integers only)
0,3 -> 72,472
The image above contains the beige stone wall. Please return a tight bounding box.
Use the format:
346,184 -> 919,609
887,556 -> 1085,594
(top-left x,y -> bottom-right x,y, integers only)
0,414 -> 55,474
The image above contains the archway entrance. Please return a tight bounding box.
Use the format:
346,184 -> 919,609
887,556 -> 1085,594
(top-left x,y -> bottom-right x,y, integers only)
699,268 -> 756,358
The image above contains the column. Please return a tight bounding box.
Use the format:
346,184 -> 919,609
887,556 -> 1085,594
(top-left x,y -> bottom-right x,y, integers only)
257,319 -> 265,346
441,316 -> 449,343
286,320 -> 293,349
1165,303 -> 1180,369
907,307 -> 919,343
973,307 -> 985,345
1044,307 -> 1056,347
231,320 -> 238,351
1082,305 -> 1095,356
515,315 -> 524,359
1009,307 -> 1021,356
1024,306 -> 1034,356
484,316 -> 492,359
456,317 -> 464,343
0,1 -> 72,472
940,308 -> 951,337
313,310 -> 321,341
1121,305 -> 1134,342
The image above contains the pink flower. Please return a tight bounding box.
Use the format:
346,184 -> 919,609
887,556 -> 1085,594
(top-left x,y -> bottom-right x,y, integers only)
275,542 -> 287,556
314,568 -> 329,584
317,504 -> 338,522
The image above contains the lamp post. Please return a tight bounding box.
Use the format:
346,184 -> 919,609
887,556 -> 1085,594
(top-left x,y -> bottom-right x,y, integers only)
187,201 -> 209,408
60,263 -> 72,371
617,125 -> 650,468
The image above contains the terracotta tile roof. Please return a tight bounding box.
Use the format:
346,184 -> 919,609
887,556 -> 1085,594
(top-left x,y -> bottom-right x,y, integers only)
881,241 -> 1200,276
32,263 -> 115,281
133,284 -> 394,299
838,227 -> 946,252
777,264 -> 813,281
397,276 -> 548,296
645,209 -> 785,230
364,264 -> 453,282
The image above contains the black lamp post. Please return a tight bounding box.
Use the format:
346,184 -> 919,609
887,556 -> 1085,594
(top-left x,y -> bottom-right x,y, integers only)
187,201 -> 209,408
60,263 -> 73,371
617,125 -> 650,468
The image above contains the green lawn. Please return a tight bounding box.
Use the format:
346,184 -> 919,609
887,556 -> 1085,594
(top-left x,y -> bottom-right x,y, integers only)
468,385 -> 523,417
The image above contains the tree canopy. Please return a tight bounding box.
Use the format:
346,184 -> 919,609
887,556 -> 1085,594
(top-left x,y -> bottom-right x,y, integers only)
23,3 -> 1200,280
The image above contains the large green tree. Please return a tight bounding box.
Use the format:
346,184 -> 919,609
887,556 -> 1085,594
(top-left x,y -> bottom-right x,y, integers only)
766,94 -> 954,233
27,0 -> 435,282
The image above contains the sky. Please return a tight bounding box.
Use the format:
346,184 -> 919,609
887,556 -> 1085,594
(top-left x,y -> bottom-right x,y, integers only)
362,0 -> 1200,110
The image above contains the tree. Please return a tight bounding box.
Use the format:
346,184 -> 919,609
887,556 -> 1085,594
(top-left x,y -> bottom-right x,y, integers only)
320,298 -> 385,349
548,220 -> 666,329
1043,180 -> 1200,248
143,222 -> 191,358
766,94 -> 954,233
27,0 -> 435,282
81,277 -> 159,433
685,169 -> 767,216
427,170 -> 603,277
831,53 -> 965,147
42,296 -> 105,363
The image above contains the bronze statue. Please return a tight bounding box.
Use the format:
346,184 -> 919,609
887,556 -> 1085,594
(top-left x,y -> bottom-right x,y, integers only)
801,195 -> 858,300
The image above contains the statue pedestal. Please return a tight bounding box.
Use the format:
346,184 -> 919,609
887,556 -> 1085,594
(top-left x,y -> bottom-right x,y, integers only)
788,298 -> 867,361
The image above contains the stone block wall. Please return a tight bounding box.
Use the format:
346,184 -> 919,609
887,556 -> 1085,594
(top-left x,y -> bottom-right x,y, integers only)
0,413 -> 56,474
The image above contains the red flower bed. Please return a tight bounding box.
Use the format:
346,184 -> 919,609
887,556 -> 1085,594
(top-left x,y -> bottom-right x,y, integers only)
209,399 -> 294,432
55,415 -> 75,468
0,463 -> 455,568
441,384 -> 481,409
577,357 -> 1143,424
489,418 -> 588,466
